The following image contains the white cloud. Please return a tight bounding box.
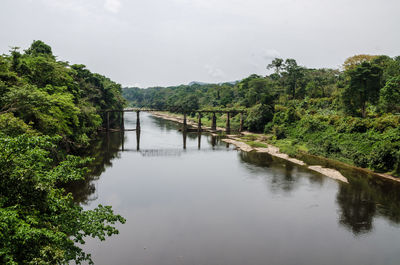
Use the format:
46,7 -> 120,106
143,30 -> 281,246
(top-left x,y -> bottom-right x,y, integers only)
261,49 -> 281,61
3,0 -> 399,87
104,0 -> 121,13
41,0 -> 93,16
204,64 -> 225,79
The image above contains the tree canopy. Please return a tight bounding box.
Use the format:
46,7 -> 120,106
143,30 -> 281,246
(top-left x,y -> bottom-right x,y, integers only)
0,40 -> 126,264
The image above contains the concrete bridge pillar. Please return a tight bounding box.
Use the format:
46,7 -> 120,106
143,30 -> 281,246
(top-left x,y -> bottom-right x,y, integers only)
136,111 -> 141,132
197,112 -> 202,132
120,111 -> 124,131
211,112 -> 217,131
121,131 -> 125,151
106,111 -> 110,131
226,112 -> 230,134
183,112 -> 187,132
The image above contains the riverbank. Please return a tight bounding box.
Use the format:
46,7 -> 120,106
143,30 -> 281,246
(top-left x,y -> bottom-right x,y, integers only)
149,111 -> 356,183
149,111 -> 400,184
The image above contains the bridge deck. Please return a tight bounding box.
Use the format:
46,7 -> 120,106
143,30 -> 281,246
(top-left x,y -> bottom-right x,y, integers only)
103,108 -> 246,113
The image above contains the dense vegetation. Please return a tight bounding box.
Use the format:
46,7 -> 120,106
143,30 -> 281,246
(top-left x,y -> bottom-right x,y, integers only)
123,55 -> 400,176
0,41 -> 125,264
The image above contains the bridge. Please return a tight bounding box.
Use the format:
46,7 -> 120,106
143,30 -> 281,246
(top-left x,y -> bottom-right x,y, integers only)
101,108 -> 247,134
106,125 -> 230,154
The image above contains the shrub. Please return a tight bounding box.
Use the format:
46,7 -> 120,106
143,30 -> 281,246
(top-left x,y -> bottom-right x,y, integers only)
264,122 -> 274,133
0,113 -> 36,136
368,141 -> 399,172
272,125 -> 286,139
245,104 -> 273,132
284,106 -> 299,124
371,114 -> 400,132
298,115 -> 327,134
380,76 -> 400,113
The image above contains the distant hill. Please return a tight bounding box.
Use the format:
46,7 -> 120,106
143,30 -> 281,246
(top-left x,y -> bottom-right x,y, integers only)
188,81 -> 209,86
188,80 -> 239,86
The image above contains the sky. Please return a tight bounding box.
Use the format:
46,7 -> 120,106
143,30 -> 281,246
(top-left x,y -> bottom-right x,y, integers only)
0,0 -> 399,88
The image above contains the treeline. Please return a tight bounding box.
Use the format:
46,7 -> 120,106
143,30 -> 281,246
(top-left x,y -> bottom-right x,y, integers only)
0,41 -> 125,264
1,40 -> 125,148
123,55 -> 400,176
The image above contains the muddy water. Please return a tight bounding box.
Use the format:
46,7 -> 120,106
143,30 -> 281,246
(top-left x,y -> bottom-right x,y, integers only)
73,112 -> 400,265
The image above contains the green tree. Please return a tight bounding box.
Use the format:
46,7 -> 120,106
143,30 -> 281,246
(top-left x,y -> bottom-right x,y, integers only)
267,58 -> 284,75
283,59 -> 304,99
380,76 -> 400,113
342,61 -> 382,117
24,40 -> 54,58
0,135 -> 125,264
245,104 -> 273,132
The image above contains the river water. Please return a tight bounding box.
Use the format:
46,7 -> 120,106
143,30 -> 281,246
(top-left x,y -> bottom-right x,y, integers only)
73,112 -> 400,265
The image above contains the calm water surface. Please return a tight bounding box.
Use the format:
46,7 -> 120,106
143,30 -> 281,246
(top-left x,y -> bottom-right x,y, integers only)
73,112 -> 400,265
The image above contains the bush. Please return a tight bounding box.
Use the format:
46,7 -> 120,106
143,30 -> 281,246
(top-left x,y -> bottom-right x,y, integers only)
264,122 -> 274,133
272,125 -> 286,139
0,135 -> 126,264
284,106 -> 299,124
0,113 -> 36,136
245,103 -> 273,132
371,114 -> 400,132
380,76 -> 400,113
298,115 -> 327,134
368,141 -> 399,172
347,117 -> 371,133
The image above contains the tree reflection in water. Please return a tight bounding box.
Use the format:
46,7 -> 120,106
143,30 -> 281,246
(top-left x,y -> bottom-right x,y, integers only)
239,150 -> 400,236
239,151 -> 325,194
67,125 -> 400,237
336,181 -> 376,234
336,173 -> 400,235
66,132 -> 124,204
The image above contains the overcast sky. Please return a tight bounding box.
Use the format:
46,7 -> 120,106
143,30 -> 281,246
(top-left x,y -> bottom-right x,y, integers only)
1,0 -> 399,87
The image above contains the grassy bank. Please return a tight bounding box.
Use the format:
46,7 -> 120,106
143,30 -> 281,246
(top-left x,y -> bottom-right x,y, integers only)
152,107 -> 400,178
266,102 -> 400,177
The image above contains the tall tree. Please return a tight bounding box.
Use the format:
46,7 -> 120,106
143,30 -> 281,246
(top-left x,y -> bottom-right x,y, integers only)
267,58 -> 284,75
342,61 -> 382,117
342,54 -> 378,71
380,76 -> 400,113
283,59 -> 304,99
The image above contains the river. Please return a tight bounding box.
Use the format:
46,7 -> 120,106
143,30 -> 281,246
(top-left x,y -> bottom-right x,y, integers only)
71,112 -> 400,265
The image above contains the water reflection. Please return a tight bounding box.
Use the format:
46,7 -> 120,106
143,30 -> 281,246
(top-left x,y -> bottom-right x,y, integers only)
336,175 -> 400,235
337,181 -> 376,234
183,131 -> 186,149
239,151 -> 324,194
239,150 -> 400,235
70,113 -> 400,239
297,152 -> 400,234
136,129 -> 140,150
66,131 -> 124,204
198,132 -> 201,149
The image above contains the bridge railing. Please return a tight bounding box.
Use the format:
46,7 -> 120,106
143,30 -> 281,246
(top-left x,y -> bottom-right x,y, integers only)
100,108 -> 248,133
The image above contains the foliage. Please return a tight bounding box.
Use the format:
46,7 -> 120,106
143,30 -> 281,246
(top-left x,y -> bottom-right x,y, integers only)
123,54 -> 400,175
380,76 -> 400,113
244,104 -> 273,132
0,135 -> 125,264
0,113 -> 36,136
342,54 -> 378,71
342,61 -> 382,117
246,141 -> 268,148
0,41 -> 126,264
0,40 -> 125,146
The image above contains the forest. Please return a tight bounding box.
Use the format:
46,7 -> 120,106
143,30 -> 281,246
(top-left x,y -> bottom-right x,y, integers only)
0,41 -> 125,264
123,55 -> 400,176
